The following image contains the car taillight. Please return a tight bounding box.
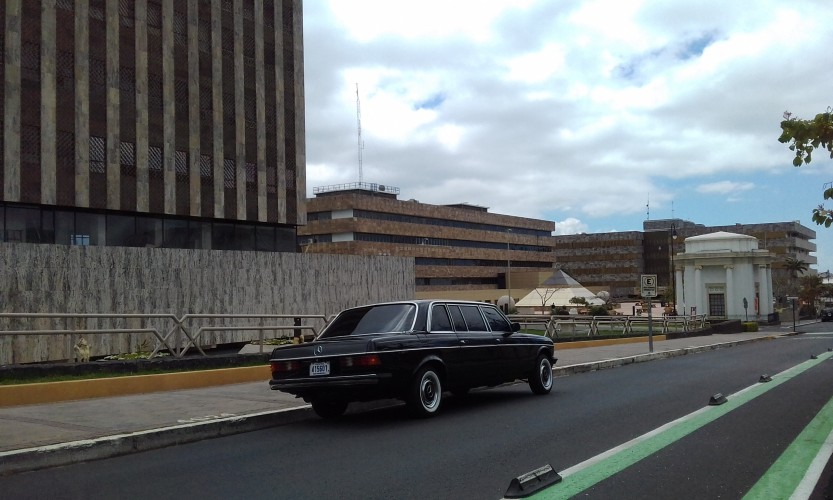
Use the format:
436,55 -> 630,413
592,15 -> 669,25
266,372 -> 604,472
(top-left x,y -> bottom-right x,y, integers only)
340,354 -> 382,368
271,360 -> 301,374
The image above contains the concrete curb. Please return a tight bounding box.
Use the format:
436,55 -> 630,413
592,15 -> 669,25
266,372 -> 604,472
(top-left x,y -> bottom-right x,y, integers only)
0,405 -> 314,476
0,335 -> 778,476
554,335 -> 776,377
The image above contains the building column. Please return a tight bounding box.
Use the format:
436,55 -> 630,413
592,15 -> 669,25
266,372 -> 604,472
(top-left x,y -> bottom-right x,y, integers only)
40,0 -> 57,205
162,0 -> 175,214
135,0 -> 149,212
759,265 -> 770,316
211,0 -> 224,219
254,0 -> 267,222
234,0 -> 246,220
725,265 -> 734,319
106,0 -> 121,209
4,0 -> 22,201
694,266 -> 702,316
74,0 -> 90,206
674,268 -> 683,315
187,0 -> 201,216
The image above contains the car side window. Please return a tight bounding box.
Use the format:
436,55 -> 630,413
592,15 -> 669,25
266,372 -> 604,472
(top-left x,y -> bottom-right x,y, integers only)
430,304 -> 453,332
448,305 -> 468,332
481,306 -> 512,333
459,305 -> 487,332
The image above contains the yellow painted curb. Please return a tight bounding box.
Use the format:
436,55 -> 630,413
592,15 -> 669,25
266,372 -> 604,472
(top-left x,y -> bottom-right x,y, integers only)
557,335 -> 667,350
0,365 -> 272,408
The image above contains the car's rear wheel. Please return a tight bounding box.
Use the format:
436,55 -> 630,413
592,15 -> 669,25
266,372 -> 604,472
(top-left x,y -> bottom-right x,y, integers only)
408,366 -> 443,417
529,354 -> 553,395
311,399 -> 348,419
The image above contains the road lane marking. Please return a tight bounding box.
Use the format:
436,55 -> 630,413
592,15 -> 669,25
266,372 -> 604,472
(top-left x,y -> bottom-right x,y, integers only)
743,394 -> 833,500
520,351 -> 833,499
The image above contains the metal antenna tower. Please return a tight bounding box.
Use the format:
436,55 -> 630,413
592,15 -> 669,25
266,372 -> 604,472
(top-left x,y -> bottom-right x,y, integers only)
356,83 -> 364,183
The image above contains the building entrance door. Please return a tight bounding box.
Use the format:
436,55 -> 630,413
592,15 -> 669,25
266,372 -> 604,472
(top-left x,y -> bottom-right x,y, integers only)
708,293 -> 726,317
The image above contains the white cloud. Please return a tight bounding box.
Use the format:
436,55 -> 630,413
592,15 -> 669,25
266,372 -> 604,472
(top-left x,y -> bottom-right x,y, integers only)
696,181 -> 756,195
303,0 -> 833,271
554,218 -> 588,235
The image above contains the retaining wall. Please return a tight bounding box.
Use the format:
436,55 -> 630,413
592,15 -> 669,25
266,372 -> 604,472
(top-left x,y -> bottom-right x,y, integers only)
0,243 -> 415,364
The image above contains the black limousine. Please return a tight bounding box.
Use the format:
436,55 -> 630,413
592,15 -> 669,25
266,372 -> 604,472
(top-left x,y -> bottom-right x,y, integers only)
269,300 -> 556,418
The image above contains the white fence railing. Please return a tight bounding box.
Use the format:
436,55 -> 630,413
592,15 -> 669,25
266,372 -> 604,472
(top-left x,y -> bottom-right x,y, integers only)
508,314 -> 710,339
0,313 -> 335,365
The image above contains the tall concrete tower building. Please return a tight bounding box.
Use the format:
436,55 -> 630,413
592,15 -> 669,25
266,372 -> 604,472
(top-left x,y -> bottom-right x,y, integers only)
1,0 -> 305,250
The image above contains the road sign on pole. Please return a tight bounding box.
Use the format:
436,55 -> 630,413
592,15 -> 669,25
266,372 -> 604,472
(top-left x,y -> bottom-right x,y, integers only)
641,275 -> 658,298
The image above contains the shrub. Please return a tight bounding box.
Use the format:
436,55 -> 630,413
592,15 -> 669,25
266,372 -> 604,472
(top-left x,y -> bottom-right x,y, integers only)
588,305 -> 609,317
741,321 -> 759,332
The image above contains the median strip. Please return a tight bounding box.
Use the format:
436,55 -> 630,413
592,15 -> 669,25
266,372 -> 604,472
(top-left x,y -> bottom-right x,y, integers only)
743,394 -> 833,499
521,351 -> 833,499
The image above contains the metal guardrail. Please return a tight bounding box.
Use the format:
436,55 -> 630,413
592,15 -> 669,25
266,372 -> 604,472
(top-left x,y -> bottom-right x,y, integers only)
0,312 -> 334,364
509,314 -> 710,339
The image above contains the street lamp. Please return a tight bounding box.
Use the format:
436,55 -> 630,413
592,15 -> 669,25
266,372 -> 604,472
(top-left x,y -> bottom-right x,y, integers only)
506,228 -> 512,305
670,224 -> 677,314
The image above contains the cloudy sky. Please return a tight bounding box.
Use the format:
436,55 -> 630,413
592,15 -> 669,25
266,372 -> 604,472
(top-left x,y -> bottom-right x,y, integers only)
302,0 -> 833,271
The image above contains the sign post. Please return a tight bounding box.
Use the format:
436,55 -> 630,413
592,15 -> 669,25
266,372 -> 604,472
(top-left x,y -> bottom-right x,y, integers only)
787,296 -> 798,333
640,275 -> 658,352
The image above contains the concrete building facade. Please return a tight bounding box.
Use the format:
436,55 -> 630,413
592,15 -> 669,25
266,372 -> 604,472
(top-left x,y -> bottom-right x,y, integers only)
552,219 -> 816,302
299,183 -> 557,302
674,232 -> 774,320
1,0 -> 306,250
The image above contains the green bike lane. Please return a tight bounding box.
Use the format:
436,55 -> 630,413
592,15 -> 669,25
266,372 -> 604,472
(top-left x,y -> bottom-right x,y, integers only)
520,350 -> 833,499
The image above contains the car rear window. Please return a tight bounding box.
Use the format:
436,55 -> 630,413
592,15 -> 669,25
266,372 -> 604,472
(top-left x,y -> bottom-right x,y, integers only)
320,304 -> 416,338
430,305 -> 453,332
459,305 -> 487,332
448,305 -> 468,331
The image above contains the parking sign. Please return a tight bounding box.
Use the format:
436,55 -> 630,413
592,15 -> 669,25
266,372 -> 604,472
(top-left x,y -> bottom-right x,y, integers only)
641,274 -> 657,298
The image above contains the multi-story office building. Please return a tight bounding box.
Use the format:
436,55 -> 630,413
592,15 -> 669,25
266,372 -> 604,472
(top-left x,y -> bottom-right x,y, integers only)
1,0 -> 305,250
553,218 -> 817,301
299,183 -> 557,301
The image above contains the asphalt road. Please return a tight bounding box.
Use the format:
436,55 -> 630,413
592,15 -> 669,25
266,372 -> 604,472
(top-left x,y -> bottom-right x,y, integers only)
2,334 -> 832,500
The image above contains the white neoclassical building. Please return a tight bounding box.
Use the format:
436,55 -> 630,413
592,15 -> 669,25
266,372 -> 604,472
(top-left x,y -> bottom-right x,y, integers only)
674,232 -> 774,320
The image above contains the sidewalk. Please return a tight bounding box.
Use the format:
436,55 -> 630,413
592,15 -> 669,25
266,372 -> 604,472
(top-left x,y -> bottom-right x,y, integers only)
0,328 -> 790,475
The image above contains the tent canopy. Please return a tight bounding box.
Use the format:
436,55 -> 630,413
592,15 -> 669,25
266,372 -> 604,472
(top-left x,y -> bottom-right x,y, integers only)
515,269 -> 605,308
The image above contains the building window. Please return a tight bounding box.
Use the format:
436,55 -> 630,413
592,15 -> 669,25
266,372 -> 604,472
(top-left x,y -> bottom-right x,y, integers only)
90,137 -> 106,174
708,293 -> 726,317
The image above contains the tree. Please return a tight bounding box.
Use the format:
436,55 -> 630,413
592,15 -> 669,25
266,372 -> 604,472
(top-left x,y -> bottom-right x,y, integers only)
798,275 -> 824,310
533,287 -> 559,314
779,109 -> 833,226
783,257 -> 809,296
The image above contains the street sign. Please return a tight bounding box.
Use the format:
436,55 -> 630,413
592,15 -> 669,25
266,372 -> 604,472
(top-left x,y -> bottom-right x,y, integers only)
640,274 -> 658,298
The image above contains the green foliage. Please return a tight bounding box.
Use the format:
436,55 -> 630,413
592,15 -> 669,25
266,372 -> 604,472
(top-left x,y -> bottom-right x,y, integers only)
741,321 -> 759,332
569,296 -> 588,305
552,305 -> 570,315
780,109 -> 833,226
587,305 -> 609,316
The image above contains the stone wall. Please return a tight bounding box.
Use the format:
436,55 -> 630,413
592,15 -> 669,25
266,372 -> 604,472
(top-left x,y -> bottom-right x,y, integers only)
0,243 -> 415,364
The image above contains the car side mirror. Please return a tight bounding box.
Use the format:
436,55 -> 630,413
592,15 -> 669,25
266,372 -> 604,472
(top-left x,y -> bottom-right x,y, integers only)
511,322 -> 521,333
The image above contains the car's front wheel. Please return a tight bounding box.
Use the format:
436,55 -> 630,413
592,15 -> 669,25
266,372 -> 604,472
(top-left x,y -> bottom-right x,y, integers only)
408,365 -> 443,417
311,399 -> 348,419
529,354 -> 553,395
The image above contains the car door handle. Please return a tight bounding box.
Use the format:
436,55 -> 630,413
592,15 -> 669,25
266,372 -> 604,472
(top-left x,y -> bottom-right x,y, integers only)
459,340 -> 466,344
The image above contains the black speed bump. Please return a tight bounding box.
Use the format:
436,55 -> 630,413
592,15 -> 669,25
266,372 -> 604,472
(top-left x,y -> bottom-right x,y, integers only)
709,393 -> 727,405
505,464 -> 562,498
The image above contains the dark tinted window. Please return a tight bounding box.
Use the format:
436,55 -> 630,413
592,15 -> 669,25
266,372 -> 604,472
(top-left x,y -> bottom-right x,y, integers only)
430,305 -> 452,332
448,305 -> 468,331
482,306 -> 512,332
320,304 -> 416,338
460,305 -> 487,332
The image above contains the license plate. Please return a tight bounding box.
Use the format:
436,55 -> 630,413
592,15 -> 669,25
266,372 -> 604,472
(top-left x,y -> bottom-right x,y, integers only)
310,361 -> 330,376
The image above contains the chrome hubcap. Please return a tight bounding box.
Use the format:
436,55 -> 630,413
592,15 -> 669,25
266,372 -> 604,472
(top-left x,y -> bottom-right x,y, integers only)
540,360 -> 552,389
421,373 -> 440,410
